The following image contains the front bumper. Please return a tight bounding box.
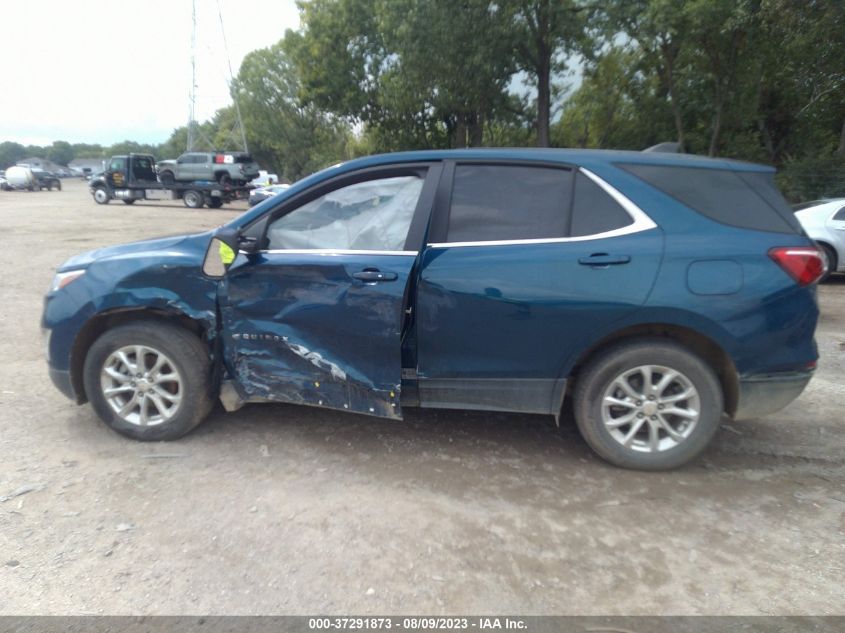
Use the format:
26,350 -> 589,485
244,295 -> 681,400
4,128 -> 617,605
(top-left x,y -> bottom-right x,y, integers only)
733,370 -> 813,420
49,365 -> 79,402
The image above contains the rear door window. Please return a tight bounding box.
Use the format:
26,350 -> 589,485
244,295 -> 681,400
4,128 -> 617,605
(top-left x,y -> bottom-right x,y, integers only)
620,163 -> 798,234
446,164 -> 572,242
833,206 -> 845,221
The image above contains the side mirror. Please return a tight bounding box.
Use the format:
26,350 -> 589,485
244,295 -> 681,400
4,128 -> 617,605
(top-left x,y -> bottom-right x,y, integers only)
202,228 -> 240,278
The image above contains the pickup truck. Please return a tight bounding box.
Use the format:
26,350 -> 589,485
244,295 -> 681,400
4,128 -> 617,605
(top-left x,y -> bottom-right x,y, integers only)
89,154 -> 252,208
156,151 -> 260,186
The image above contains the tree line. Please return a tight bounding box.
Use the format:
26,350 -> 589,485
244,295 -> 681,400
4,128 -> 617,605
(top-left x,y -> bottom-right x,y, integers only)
4,0 -> 843,201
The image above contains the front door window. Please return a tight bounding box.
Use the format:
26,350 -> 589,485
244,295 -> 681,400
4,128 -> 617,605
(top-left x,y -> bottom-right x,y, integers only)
267,176 -> 424,252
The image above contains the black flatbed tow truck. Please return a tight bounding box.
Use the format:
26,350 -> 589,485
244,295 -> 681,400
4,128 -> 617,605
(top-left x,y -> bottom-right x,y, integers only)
88,153 -> 253,209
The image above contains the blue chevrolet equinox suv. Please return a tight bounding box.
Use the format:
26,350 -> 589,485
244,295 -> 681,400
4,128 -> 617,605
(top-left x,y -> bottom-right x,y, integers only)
42,149 -> 823,470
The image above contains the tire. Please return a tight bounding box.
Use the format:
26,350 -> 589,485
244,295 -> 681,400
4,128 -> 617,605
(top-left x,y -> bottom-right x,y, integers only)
122,199 -> 136,205
159,170 -> 175,185
820,244 -> 837,282
93,187 -> 110,204
207,197 -> 223,208
56,181 -> 62,191
82,322 -> 214,441
217,173 -> 232,187
183,190 -> 204,208
573,338 -> 723,470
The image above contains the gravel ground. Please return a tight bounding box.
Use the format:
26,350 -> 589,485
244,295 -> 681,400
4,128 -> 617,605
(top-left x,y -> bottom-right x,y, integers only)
0,179 -> 843,615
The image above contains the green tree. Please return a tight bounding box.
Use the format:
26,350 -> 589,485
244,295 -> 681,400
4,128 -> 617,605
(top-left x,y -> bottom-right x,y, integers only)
295,0 -> 519,149
71,143 -> 106,159
508,0 -> 589,146
0,141 -> 26,169
47,140 -> 74,166
233,34 -> 352,180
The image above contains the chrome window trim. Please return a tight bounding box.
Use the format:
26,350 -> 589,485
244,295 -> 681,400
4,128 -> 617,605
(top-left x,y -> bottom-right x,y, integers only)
255,249 -> 418,257
428,167 -> 657,249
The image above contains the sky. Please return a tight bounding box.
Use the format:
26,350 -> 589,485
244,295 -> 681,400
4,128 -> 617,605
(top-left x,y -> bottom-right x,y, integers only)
0,0 -> 300,147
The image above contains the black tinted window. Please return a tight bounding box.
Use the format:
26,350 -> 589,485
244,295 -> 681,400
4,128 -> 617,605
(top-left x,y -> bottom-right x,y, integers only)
447,165 -> 571,242
620,164 -> 797,234
833,206 -> 845,221
571,172 -> 633,236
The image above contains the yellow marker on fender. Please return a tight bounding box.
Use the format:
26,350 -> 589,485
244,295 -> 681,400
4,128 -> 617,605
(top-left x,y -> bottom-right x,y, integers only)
218,242 -> 236,265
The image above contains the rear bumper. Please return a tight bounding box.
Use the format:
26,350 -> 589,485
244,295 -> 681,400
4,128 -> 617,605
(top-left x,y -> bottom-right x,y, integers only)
733,370 -> 813,420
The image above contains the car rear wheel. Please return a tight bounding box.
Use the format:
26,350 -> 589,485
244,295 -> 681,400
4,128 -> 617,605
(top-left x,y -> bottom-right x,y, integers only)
122,199 -> 136,205
159,170 -> 175,185
573,339 -> 723,470
820,244 -> 837,281
83,322 -> 214,441
217,173 -> 232,187
207,197 -> 223,208
93,187 -> 110,204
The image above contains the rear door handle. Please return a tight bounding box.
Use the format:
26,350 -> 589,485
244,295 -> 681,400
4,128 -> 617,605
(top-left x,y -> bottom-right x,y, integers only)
353,269 -> 398,282
578,253 -> 631,266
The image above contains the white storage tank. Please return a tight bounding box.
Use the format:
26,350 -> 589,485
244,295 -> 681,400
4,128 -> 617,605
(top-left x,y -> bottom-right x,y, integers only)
4,165 -> 36,190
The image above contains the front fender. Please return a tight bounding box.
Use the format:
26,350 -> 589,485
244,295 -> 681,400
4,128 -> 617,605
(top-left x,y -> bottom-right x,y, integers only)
44,248 -> 218,372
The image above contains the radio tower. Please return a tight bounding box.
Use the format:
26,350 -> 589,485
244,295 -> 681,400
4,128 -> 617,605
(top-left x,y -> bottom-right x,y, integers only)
187,0 -> 197,151
185,0 -> 249,153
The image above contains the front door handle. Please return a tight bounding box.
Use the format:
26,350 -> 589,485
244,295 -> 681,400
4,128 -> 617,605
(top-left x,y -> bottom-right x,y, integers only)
353,269 -> 398,282
578,253 -> 631,266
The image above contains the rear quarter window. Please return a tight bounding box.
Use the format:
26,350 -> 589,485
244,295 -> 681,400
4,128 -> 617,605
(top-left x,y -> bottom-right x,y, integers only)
571,172 -> 633,236
619,163 -> 800,234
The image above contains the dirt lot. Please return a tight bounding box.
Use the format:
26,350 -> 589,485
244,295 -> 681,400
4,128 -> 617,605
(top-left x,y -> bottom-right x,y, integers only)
0,179 -> 843,615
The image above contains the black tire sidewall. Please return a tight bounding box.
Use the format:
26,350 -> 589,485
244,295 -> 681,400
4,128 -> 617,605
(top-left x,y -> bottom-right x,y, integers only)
821,244 -> 837,281
574,340 -> 724,470
82,323 -> 213,441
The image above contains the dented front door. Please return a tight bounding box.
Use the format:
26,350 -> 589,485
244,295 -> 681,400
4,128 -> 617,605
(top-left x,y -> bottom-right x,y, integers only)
218,168 -> 437,419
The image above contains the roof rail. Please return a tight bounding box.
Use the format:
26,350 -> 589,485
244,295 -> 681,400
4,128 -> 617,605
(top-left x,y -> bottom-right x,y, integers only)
643,142 -> 681,153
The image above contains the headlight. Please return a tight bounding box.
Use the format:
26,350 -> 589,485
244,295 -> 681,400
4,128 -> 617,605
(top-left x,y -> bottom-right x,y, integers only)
50,270 -> 86,292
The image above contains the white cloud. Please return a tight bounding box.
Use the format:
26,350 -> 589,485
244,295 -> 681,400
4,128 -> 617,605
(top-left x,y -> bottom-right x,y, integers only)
0,0 -> 300,146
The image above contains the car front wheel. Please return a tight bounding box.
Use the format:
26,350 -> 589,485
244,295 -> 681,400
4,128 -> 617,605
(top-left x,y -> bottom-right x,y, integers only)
573,339 -> 723,470
93,187 -> 110,204
82,322 -> 214,441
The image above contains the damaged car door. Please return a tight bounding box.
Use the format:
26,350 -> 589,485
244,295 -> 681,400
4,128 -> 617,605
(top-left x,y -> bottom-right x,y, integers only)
220,164 -> 440,419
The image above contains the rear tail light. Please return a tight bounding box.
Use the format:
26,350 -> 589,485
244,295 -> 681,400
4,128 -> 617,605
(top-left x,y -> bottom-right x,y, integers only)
768,246 -> 825,286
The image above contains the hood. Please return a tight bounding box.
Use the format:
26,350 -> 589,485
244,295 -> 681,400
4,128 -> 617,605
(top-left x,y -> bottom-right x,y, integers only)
59,232 -> 212,271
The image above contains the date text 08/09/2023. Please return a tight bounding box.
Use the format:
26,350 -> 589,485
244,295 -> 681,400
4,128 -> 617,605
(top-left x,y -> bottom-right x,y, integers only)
308,618 -> 528,630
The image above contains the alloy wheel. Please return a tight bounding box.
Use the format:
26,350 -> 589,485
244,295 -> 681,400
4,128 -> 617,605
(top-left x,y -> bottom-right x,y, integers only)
601,364 -> 701,453
99,345 -> 183,426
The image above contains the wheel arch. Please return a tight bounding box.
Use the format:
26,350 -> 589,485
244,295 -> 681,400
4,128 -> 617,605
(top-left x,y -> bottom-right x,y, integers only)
815,240 -> 838,268
566,322 -> 739,417
69,308 -> 210,404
